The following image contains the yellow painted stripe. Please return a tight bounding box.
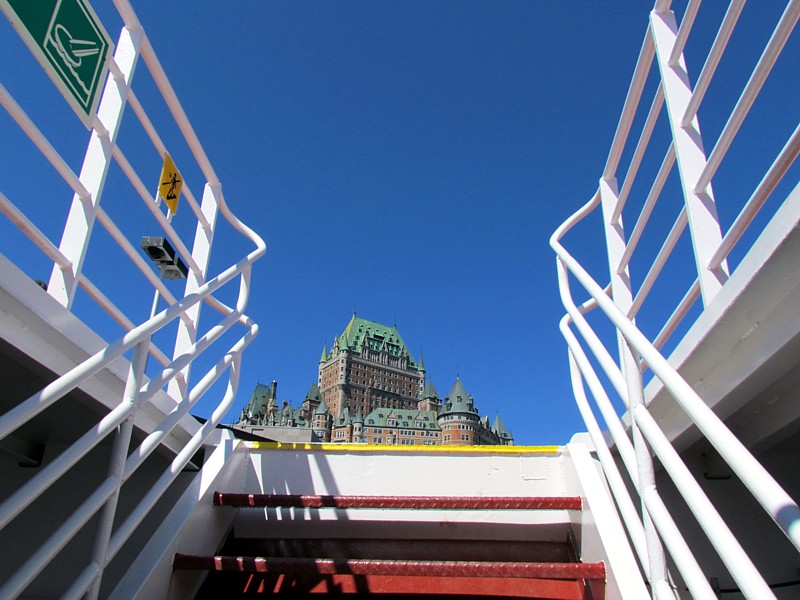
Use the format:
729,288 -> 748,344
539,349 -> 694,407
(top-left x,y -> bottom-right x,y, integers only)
244,442 -> 561,455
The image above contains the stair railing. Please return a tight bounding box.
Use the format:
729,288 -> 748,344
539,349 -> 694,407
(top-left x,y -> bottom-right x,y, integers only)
552,1 -> 799,598
0,0 -> 265,598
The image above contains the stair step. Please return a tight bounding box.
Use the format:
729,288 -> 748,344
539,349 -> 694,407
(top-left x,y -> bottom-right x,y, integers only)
212,538 -> 575,564
196,572 -> 593,599
175,554 -> 605,580
213,493 -> 582,510
180,554 -> 604,598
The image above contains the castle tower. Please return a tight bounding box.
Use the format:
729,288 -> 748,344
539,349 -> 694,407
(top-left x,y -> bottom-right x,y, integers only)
417,379 -> 441,413
318,314 -> 426,418
438,376 -> 480,446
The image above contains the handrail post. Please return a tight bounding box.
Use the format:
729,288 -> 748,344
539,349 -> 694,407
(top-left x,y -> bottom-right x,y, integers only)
167,182 -> 220,402
599,177 -> 670,592
599,177 -> 633,370
650,8 -> 728,306
47,25 -> 144,309
623,341 -> 670,595
85,339 -> 150,599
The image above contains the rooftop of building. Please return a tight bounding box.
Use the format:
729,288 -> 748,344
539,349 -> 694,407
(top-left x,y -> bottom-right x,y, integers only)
322,313 -> 423,370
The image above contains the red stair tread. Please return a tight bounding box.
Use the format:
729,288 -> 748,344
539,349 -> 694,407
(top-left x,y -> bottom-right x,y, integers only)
233,572 -> 592,598
213,492 -> 582,510
174,554 -> 605,580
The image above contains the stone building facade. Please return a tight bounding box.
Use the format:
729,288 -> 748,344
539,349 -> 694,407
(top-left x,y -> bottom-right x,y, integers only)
319,314 -> 426,419
234,315 -> 513,446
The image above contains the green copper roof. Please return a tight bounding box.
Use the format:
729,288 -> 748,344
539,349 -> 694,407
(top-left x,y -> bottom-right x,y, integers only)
364,408 -> 440,430
245,383 -> 273,416
320,345 -> 328,363
315,399 -> 329,415
493,414 -> 512,438
440,377 -> 479,416
336,406 -> 352,427
304,383 -> 322,403
338,314 -> 419,368
418,353 -> 426,371
421,379 -> 440,400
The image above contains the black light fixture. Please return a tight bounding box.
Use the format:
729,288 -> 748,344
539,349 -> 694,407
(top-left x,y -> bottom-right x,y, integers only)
140,236 -> 188,280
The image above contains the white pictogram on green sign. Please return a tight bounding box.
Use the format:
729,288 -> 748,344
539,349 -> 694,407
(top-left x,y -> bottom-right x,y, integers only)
1,0 -> 113,128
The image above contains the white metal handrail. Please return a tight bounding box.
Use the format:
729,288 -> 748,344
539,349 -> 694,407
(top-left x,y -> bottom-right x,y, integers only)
0,1 -> 266,598
552,1 -> 800,596
694,0 -> 800,194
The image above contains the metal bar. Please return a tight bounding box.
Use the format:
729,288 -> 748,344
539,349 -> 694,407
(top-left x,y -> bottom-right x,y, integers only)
565,345 -> 715,598
0,84 -> 91,201
565,343 -> 649,572
695,0 -> 800,194
0,191 -> 72,268
124,311 -> 245,478
638,486 -> 717,600
213,493 -> 582,511
0,477 -> 117,599
85,341 -> 150,600
613,86 -> 665,223
634,405 -> 775,598
599,169 -> 670,591
564,321 -> 714,598
61,562 -> 102,600
125,89 -> 208,228
617,144 -> 676,273
682,0 -> 746,127
94,208 -> 179,309
628,206 -> 688,319
77,275 -> 174,368
604,29 -> 656,180
551,230 -> 800,554
172,554 -> 607,580
651,8 -> 728,305
106,334 -> 254,562
136,37 -> 220,187
94,207 -> 198,343
0,401 -> 131,531
559,312 -> 638,477
47,25 -> 144,308
666,0 -> 701,66
599,177 -> 636,381
650,279 -> 700,353
623,338 -> 669,590
709,121 -> 800,270
168,182 -> 219,401
0,251 -> 256,441
115,3 -> 267,259
110,144 -> 202,278
137,309 -> 242,402
79,275 -> 136,330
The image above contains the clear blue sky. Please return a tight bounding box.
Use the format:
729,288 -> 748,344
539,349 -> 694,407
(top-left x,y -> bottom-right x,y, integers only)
2,2 -> 795,445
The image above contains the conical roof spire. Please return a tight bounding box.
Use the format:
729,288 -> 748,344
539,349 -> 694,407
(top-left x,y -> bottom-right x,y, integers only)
422,379 -> 439,400
493,413 -> 511,438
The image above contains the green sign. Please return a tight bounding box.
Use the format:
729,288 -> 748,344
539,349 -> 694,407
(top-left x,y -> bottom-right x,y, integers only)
1,0 -> 114,128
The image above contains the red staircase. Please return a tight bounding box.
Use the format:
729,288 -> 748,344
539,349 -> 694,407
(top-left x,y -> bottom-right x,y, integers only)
174,493 -> 605,598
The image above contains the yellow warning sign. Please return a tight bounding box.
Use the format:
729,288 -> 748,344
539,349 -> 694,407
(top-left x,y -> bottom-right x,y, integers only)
158,152 -> 182,214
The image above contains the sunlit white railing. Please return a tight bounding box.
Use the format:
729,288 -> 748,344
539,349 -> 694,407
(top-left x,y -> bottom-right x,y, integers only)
0,0 -> 265,598
552,1 -> 799,598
